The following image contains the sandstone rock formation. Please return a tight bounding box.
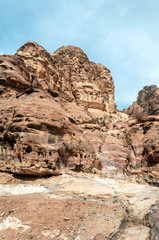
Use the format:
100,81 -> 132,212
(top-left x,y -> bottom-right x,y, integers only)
126,85 -> 159,118
0,55 -> 31,97
0,41 -> 158,183
0,90 -> 100,176
0,42 -> 106,176
123,85 -> 159,184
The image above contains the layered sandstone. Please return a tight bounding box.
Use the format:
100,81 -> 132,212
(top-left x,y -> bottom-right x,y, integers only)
126,85 -> 159,118
52,46 -> 116,114
0,55 -> 31,97
0,90 -> 100,176
0,41 -> 158,182
1,42 -> 110,176
123,85 -> 159,183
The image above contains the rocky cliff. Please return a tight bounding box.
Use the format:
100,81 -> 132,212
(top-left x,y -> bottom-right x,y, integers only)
0,42 -> 158,184
126,85 -> 159,118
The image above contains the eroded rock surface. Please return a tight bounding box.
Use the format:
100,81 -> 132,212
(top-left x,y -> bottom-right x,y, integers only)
0,41 -> 115,176
126,85 -> 159,118
0,41 -> 159,183
52,45 -> 116,114
0,172 -> 158,240
144,204 -> 159,240
0,90 -> 100,176
0,55 -> 31,97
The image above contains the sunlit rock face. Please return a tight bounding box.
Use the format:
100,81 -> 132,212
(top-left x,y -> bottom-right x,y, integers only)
126,85 -> 159,118
52,45 -> 116,114
1,42 -> 110,176
0,41 -> 158,183
0,55 -> 31,97
16,42 -> 116,115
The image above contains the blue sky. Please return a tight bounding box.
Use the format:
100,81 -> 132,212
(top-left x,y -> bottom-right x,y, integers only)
0,0 -> 159,109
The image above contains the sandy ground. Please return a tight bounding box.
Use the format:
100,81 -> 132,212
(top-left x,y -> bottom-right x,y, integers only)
0,194 -> 125,240
0,171 -> 158,240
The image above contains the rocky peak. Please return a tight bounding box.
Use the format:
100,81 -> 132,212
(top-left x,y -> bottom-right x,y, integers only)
16,42 -> 116,115
53,45 -> 90,64
126,85 -> 159,118
52,45 -> 116,115
137,85 -> 159,115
